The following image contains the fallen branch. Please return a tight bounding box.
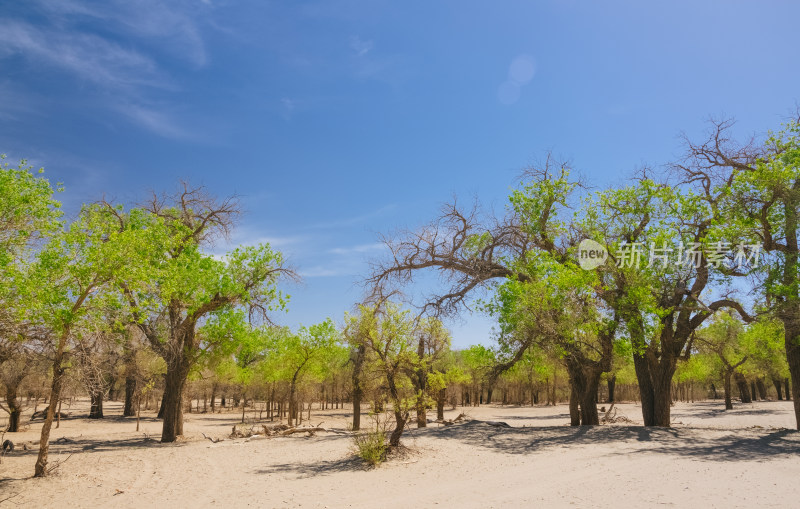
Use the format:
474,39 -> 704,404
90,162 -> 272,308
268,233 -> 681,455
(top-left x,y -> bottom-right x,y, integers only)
47,453 -> 74,474
202,433 -> 223,444
280,426 -> 326,436
484,421 -> 511,428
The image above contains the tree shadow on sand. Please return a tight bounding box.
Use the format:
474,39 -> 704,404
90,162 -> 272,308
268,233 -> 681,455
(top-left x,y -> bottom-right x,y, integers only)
671,401 -> 789,419
255,456 -> 367,478
424,421 -> 800,462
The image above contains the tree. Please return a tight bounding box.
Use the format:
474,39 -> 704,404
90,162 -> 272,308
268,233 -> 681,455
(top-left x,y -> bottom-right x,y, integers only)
721,119 -> 800,427
350,302 -> 418,447
696,313 -> 749,409
410,316 -> 450,427
106,185 -> 294,442
24,203 -> 138,476
580,164 -> 752,426
0,157 -> 61,434
370,158 -> 617,425
273,319 -> 339,426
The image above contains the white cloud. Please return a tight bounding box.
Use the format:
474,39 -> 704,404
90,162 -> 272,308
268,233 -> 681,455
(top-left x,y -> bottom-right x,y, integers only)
328,243 -> 384,255
33,0 -> 209,67
312,204 -> 396,228
0,1 -> 220,139
0,20 -> 161,90
298,265 -> 351,278
349,36 -> 373,57
114,103 -> 194,141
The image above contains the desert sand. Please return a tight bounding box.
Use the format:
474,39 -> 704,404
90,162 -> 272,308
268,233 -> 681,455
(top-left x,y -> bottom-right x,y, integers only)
2,400 -> 799,508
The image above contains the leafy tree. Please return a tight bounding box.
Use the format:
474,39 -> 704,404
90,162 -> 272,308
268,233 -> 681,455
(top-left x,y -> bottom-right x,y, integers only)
104,186 -> 294,442
721,119 -> 800,427
350,302 -> 418,447
410,316 -> 451,427
24,203 -> 138,476
272,319 -> 339,426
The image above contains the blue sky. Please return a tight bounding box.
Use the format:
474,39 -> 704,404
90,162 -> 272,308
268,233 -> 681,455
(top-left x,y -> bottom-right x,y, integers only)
1,0 -> 798,347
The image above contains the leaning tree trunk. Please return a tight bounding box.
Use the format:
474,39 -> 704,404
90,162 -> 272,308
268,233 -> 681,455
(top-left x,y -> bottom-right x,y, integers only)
772,378 -> 783,400
386,373 -> 408,447
756,378 -> 768,401
34,340 -> 67,477
735,372 -> 752,403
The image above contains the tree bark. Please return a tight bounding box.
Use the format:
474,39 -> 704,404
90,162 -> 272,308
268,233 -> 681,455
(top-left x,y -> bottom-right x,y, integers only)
633,352 -> 656,426
89,391 -> 104,419
735,372 -> 752,403
723,370 -> 733,410
160,358 -> 189,442
773,378 -> 783,400
123,376 -> 136,417
351,344 -> 365,431
436,388 -> 446,420
756,378 -> 768,400
34,343 -> 66,477
5,381 -> 22,432
607,375 -> 616,404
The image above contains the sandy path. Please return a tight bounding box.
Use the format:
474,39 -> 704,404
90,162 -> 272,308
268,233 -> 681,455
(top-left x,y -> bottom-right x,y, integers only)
2,401 -> 799,508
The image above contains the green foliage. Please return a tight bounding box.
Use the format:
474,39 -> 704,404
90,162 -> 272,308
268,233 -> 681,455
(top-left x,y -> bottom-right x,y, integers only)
351,415 -> 388,466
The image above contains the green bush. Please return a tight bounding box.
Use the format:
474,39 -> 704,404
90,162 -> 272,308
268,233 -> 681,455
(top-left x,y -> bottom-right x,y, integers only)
352,417 -> 388,466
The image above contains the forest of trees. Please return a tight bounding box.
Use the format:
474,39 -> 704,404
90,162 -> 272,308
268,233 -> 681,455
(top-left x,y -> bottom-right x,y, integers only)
1,116 -> 799,476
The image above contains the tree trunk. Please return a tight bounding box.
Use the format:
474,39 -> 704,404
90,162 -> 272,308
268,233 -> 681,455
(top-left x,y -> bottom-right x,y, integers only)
389,409 -> 407,447
711,382 -> 718,400
436,388 -> 446,421
5,382 -> 22,432
723,370 -> 733,410
34,345 -> 66,477
735,372 -> 752,403
567,363 -> 601,425
607,375 -> 616,403
123,376 -> 136,417
756,378 -> 768,400
568,379 -> 580,426
89,391 -> 104,419
415,392 -> 427,428
351,344 -> 365,431
414,339 -> 427,427
773,378 -> 783,400
633,352 -> 656,426
160,358 -> 189,443
210,383 -> 217,412
785,378 -> 791,401
288,376 -> 298,426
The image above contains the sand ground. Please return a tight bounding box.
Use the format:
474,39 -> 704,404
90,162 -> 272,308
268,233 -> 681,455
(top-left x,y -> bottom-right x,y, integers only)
1,399 -> 799,508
